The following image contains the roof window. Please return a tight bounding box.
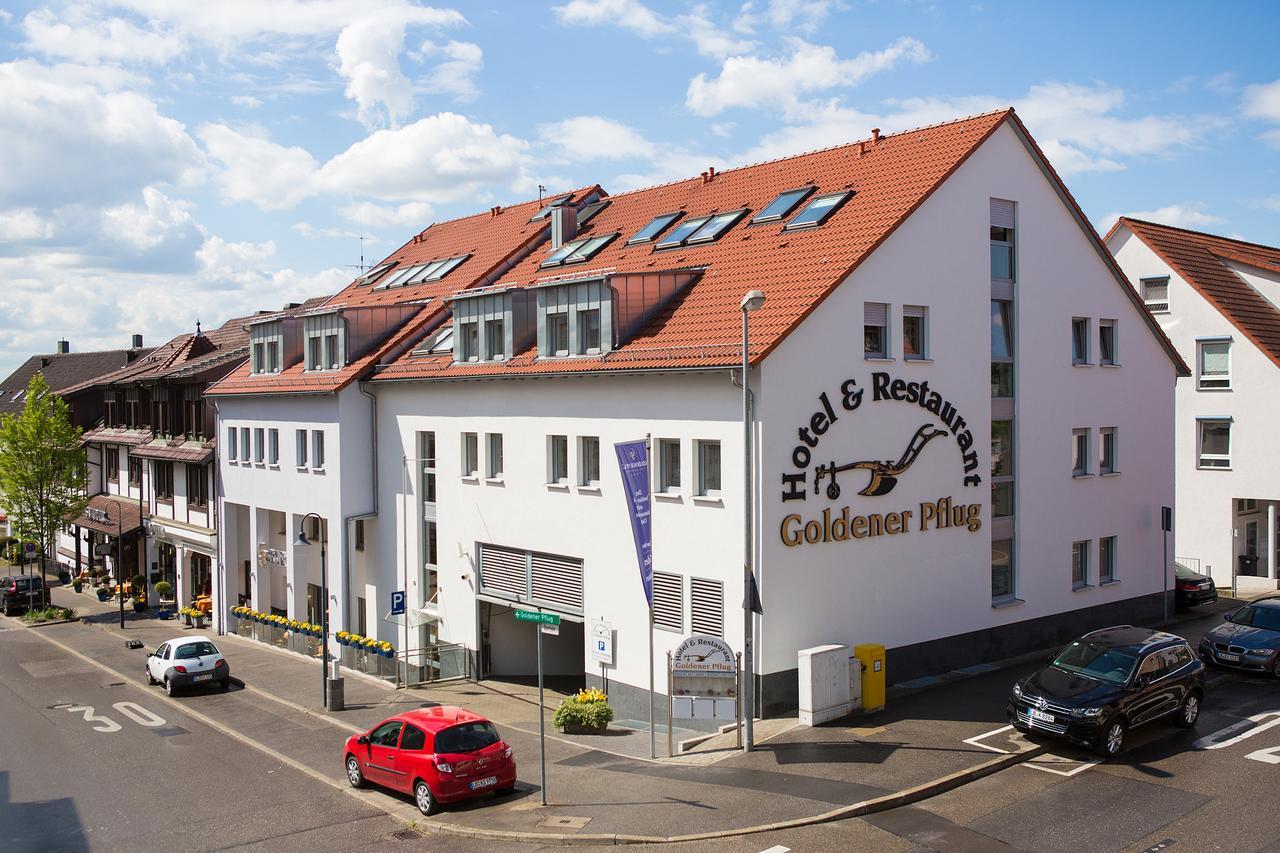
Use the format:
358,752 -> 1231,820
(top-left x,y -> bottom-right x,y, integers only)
375,255 -> 470,289
655,215 -> 711,249
752,187 -> 815,224
785,191 -> 852,230
360,262 -> 396,284
577,200 -> 610,227
429,327 -> 454,354
628,212 -> 682,245
541,234 -> 618,267
530,195 -> 572,222
686,209 -> 747,244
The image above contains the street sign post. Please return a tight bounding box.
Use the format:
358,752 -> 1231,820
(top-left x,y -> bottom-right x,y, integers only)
515,608 -> 555,804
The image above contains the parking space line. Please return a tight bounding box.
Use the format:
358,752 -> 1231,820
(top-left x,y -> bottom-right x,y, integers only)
1193,711 -> 1280,751
962,724 -> 1098,776
963,725 -> 1016,754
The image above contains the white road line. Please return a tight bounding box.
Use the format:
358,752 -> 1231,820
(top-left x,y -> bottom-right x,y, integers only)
758,846 -> 791,853
1193,711 -> 1280,750
963,725 -> 1015,754
963,724 -> 1097,775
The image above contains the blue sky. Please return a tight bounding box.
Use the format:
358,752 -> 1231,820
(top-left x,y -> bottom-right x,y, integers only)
1,0 -> 1277,379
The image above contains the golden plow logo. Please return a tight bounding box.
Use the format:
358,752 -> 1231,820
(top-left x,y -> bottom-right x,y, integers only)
814,424 -> 948,499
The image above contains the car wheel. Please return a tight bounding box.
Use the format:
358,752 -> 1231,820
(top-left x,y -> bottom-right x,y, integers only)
1176,692 -> 1200,728
1273,660 -> 1280,680
164,677 -> 176,697
1098,717 -> 1126,757
345,755 -> 365,789
414,780 -> 440,816
145,666 -> 157,685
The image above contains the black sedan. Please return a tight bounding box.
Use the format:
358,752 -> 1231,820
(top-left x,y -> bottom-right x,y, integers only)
1198,596 -> 1280,677
1174,562 -> 1218,608
1008,626 -> 1204,757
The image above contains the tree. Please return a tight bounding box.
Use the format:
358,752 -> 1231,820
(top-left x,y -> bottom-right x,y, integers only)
0,372 -> 89,604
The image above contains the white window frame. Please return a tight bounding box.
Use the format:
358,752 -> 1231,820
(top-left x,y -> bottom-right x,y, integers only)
864,302 -> 888,360
1099,536 -> 1116,583
547,435 -> 569,485
902,305 -> 928,361
240,427 -> 250,463
578,308 -> 602,354
484,319 -> 505,361
657,438 -> 681,493
296,428 -> 308,468
578,436 -> 600,487
1071,317 -> 1091,365
548,311 -> 570,357
462,432 -> 479,478
227,426 -> 238,464
1072,539 -> 1091,589
459,322 -> 480,363
254,428 -> 265,464
1141,276 -> 1170,313
1196,339 -> 1231,390
485,433 -> 503,479
696,439 -> 721,497
1197,419 -> 1231,469
1099,319 -> 1117,366
312,430 -> 325,470
1099,427 -> 1117,474
268,429 -> 279,466
1072,428 -> 1090,477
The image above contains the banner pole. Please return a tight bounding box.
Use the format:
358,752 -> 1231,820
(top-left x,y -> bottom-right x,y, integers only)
647,432 -> 656,760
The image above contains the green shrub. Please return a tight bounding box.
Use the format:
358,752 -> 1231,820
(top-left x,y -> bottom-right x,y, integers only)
20,606 -> 75,623
552,697 -> 614,730
154,581 -> 172,597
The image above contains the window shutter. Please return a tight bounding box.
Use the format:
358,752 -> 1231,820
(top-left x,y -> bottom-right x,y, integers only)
990,199 -> 1016,229
530,552 -> 583,612
690,577 -> 724,637
653,572 -> 683,632
903,305 -> 926,319
864,302 -> 887,326
479,544 -> 527,600
1201,344 -> 1229,375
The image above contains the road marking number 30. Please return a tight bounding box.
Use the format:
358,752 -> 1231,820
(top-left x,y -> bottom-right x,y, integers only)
64,702 -> 166,733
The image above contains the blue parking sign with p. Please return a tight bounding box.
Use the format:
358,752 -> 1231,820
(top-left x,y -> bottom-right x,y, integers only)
391,590 -> 405,616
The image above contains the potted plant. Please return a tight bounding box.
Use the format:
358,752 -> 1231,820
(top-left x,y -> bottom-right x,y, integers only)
57,568 -> 71,585
154,580 -> 172,603
72,578 -> 83,593
95,583 -> 111,602
553,688 -> 614,735
336,631 -> 350,646
131,594 -> 147,614
193,609 -> 205,630
378,641 -> 395,659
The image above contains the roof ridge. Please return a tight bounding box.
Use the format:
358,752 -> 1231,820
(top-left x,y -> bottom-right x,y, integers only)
396,184 -> 599,235
1121,217 -> 1280,255
601,108 -> 1015,201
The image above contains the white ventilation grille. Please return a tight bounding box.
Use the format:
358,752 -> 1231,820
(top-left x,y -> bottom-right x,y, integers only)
1142,278 -> 1170,313
653,571 -> 683,632
690,577 -> 724,638
478,544 -> 584,614
478,545 -> 526,600
530,552 -> 584,612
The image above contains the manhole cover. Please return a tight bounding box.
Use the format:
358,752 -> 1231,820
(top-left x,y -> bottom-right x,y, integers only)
390,829 -> 423,841
537,816 -> 591,830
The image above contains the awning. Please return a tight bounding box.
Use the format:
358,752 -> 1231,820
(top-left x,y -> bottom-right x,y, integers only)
70,494 -> 145,537
130,439 -> 214,464
384,604 -> 441,628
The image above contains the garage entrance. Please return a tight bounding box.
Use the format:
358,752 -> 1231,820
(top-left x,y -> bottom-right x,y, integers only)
479,600 -> 584,681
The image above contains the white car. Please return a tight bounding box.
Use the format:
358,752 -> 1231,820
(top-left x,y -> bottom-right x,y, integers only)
145,635 -> 231,695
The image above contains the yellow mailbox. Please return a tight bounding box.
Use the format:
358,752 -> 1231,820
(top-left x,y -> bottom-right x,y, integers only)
854,643 -> 886,713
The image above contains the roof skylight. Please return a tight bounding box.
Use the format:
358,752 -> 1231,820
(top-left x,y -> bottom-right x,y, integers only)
542,238 -> 587,267
360,262 -> 396,284
429,327 -> 454,353
530,195 -> 572,221
655,215 -> 711,249
785,191 -> 853,230
541,234 -> 618,268
687,209 -> 747,244
374,255 -> 470,289
628,213 -> 682,245
577,200 -> 610,227
425,254 -> 469,280
752,187 -> 815,224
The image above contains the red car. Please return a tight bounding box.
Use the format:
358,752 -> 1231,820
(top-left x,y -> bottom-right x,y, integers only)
343,706 -> 517,815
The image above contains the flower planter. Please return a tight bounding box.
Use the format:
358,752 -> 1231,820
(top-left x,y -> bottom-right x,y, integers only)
157,609 -> 171,620
96,589 -> 110,602
72,583 -> 83,593
379,649 -> 394,659
132,601 -> 146,614
193,617 -> 205,630
558,723 -> 608,735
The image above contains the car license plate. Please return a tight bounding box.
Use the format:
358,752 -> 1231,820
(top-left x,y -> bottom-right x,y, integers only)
193,673 -> 213,682
1028,708 -> 1055,724
468,776 -> 497,790
1218,653 -> 1240,662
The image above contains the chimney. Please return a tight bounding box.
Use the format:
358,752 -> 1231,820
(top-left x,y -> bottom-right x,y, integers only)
56,339 -> 70,354
550,205 -> 577,249
131,334 -> 144,349
858,141 -> 866,157
871,128 -> 881,144
701,166 -> 717,184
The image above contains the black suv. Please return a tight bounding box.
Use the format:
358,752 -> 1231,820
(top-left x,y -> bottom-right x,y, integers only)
1,574 -> 45,615
1007,626 -> 1205,757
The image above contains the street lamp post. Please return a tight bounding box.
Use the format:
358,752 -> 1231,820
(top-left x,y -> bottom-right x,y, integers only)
102,499 -> 125,629
295,513 -> 339,711
740,289 -> 765,753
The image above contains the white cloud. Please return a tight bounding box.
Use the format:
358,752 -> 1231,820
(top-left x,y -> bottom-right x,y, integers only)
230,95 -> 263,109
335,10 -> 418,128
735,0 -> 841,34
684,7 -> 757,60
1249,196 -> 1280,212
100,187 -> 201,252
539,116 -> 656,162
0,208 -> 55,243
22,7 -> 186,65
686,37 -> 932,118
1097,203 -> 1224,235
198,123 -> 319,210
339,200 -> 434,229
552,0 -> 673,37
417,40 -> 483,102
317,112 -> 531,203
1243,79 -> 1280,121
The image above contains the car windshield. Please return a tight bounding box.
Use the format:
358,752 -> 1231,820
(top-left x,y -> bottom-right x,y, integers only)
1051,640 -> 1139,685
1231,605 -> 1280,631
433,722 -> 501,754
1174,563 -> 1196,579
175,641 -> 218,659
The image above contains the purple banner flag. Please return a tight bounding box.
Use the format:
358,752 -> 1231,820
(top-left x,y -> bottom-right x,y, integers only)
614,439 -> 653,606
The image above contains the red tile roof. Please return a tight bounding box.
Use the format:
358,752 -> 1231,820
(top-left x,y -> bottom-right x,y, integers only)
206,189 -> 599,396
378,109 -> 1186,382
1112,217 -> 1280,369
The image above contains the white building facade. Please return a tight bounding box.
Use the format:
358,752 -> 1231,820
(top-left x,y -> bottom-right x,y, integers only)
1108,218 -> 1280,592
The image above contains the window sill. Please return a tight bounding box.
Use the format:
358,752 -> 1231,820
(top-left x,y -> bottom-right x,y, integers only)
903,357 -> 932,364
1196,387 -> 1232,392
1072,362 -> 1093,368
653,492 -> 683,503
692,495 -> 723,507
1100,362 -> 1121,368
864,356 -> 894,363
484,477 -> 505,486
546,483 -> 570,493
1072,472 -> 1092,479
1196,465 -> 1232,471
992,596 -> 1024,609
577,485 -> 602,495
1100,579 -> 1121,587
1100,471 -> 1120,477
268,464 -> 280,471
312,468 -> 326,475
460,476 -> 480,485
295,466 -> 308,473
1073,582 -> 1094,593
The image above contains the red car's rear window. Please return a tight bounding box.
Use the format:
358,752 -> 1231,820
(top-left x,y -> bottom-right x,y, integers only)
433,722 -> 500,754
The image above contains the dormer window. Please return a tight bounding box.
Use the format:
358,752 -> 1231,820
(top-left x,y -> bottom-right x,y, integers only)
536,279 -> 612,358
549,312 -> 570,355
579,309 -> 601,353
785,191 -> 852,229
249,321 -> 284,375
485,319 -> 505,360
303,313 -> 344,372
459,322 -> 480,362
450,287 -> 534,365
